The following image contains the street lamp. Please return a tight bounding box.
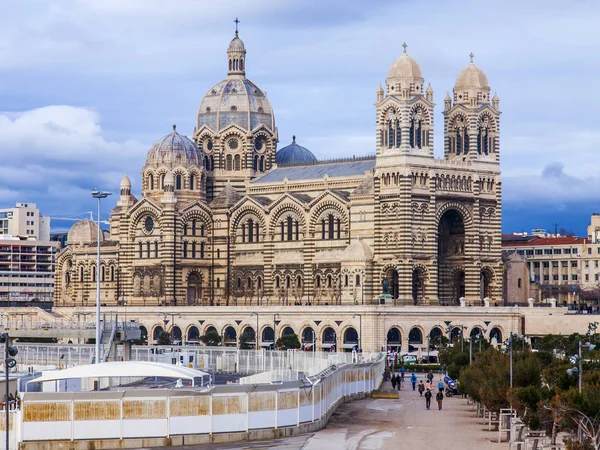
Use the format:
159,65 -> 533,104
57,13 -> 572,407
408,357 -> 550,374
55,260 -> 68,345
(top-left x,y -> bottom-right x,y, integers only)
91,189 -> 111,364
250,312 -> 259,349
273,313 -> 280,349
352,313 -> 362,351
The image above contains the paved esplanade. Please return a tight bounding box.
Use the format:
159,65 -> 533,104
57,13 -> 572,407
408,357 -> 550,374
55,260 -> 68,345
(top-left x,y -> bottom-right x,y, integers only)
141,378 -> 501,450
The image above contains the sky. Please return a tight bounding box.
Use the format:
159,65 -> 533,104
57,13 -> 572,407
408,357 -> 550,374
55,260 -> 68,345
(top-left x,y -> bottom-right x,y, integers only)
1,0 -> 599,236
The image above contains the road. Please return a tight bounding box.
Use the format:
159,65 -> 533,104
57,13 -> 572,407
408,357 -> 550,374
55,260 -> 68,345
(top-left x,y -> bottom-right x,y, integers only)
138,378 -> 502,450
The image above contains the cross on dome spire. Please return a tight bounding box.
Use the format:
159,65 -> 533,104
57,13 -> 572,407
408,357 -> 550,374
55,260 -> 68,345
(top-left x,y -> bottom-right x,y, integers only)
469,52 -> 474,64
234,17 -> 240,36
402,42 -> 407,53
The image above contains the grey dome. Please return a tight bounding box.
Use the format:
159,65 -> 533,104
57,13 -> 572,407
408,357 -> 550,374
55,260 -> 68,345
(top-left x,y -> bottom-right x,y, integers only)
276,136 -> 317,165
197,78 -> 274,133
145,125 -> 201,168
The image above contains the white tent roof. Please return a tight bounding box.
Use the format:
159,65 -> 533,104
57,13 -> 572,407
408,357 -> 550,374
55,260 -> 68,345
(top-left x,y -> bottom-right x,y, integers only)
30,361 -> 209,384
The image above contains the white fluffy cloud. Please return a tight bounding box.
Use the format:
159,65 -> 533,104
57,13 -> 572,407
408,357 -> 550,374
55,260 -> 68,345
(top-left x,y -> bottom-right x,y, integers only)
0,105 -> 147,215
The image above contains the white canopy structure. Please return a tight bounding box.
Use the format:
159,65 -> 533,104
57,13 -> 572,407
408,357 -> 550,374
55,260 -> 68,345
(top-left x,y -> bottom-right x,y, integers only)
29,361 -> 210,387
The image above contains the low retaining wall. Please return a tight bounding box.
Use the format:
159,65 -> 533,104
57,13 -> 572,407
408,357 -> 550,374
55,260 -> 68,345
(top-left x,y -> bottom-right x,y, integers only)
16,357 -> 384,449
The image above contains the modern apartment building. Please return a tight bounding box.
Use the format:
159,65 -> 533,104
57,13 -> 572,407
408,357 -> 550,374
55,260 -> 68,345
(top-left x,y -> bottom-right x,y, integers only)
0,203 -> 57,307
0,202 -> 50,240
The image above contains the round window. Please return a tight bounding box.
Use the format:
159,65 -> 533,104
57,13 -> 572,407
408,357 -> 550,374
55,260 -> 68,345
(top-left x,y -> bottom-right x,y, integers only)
228,139 -> 239,150
207,139 -> 213,151
144,216 -> 154,233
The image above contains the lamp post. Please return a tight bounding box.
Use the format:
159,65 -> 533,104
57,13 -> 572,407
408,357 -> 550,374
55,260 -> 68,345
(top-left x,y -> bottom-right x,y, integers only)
273,313 -> 280,349
91,189 -> 111,364
353,313 -> 362,350
250,312 -> 259,349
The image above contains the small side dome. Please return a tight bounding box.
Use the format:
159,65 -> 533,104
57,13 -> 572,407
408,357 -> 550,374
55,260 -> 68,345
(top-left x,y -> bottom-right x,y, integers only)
341,237 -> 373,262
455,53 -> 489,90
120,174 -> 131,190
145,125 -> 201,168
276,136 -> 317,165
387,43 -> 423,81
67,219 -> 103,246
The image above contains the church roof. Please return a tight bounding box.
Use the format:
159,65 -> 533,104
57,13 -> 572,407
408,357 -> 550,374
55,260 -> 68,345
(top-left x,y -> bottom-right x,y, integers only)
210,182 -> 242,208
253,159 -> 375,184
276,136 -> 317,165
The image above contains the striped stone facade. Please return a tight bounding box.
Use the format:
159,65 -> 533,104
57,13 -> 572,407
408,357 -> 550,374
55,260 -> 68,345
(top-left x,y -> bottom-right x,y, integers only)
54,35 -> 502,309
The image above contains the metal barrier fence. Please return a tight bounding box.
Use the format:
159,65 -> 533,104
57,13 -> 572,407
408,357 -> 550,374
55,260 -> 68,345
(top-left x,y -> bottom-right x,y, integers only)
15,344 -> 380,378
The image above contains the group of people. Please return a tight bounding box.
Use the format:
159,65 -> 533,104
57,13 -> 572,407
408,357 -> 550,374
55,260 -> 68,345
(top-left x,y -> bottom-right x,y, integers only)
387,368 -> 446,410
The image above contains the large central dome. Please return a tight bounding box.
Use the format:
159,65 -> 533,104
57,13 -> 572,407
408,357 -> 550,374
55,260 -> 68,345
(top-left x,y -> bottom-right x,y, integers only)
196,32 -> 275,134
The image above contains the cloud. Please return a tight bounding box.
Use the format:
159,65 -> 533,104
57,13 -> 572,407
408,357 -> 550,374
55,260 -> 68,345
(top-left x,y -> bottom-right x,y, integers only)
0,105 -> 147,218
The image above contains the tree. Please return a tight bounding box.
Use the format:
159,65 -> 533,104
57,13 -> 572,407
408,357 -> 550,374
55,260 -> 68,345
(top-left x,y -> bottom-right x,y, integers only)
156,331 -> 172,345
200,330 -> 221,347
239,331 -> 254,349
276,334 -> 301,350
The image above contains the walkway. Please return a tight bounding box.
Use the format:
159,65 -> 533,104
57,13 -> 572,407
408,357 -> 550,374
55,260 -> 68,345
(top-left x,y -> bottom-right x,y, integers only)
137,377 -> 502,450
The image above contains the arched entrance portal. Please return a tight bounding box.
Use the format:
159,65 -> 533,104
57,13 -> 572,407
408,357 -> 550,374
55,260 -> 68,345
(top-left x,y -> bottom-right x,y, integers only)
412,267 -> 426,305
386,328 -> 401,352
438,209 -> 466,305
302,327 -> 315,351
384,268 -> 399,300
187,272 -> 202,305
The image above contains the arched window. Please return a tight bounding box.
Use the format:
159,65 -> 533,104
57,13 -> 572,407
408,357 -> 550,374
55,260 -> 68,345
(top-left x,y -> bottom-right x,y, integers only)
175,174 -> 182,190
517,278 -> 522,288
257,276 -> 262,289
275,276 -> 280,288
387,120 -> 394,148
191,242 -> 196,259
79,266 -> 84,281
316,275 -> 321,288
356,274 -> 361,286
287,216 -> 293,241
92,266 -> 96,282
328,214 -> 334,239
138,242 -> 143,258
286,276 -> 291,289
226,154 -> 233,171
200,242 -> 205,259
395,119 -> 401,147
259,156 -> 264,172
327,275 -> 333,288
189,174 -> 195,190
344,274 -> 349,287
248,219 -> 254,243
200,224 -> 205,237
183,242 -> 188,258
148,173 -> 154,190
409,118 -> 415,148
110,266 -> 115,282
160,173 -> 165,189
234,155 -> 241,171
253,155 -> 258,171
155,242 -> 159,258
191,220 -> 196,236
101,266 -> 105,282
296,275 -> 302,288
146,242 -> 151,258
477,116 -> 491,155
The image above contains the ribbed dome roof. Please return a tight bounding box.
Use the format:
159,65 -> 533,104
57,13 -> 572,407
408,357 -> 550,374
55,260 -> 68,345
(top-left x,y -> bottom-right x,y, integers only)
455,63 -> 489,90
197,78 -> 274,134
67,219 -> 103,246
228,35 -> 245,52
145,125 -> 201,168
120,174 -> 131,189
388,52 -> 422,80
276,136 -> 317,165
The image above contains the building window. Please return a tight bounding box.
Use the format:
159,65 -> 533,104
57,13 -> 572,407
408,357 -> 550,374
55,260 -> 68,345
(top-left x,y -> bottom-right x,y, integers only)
192,242 -> 196,259
562,261 -> 568,267
535,249 -> 543,255
563,274 -> 568,281
553,275 -> 558,281
517,250 -> 525,256
175,174 -> 182,190
234,155 -> 241,171
344,274 -> 349,287
544,249 -> 552,255
585,274 -> 589,282
526,250 -> 533,256
139,242 -> 143,259
573,248 -> 578,254
356,274 -> 361,287
553,248 -> 561,254
543,262 -> 549,268
543,275 -> 549,281
146,242 -> 151,258
200,242 -> 205,259
155,242 -> 159,258
110,266 -> 115,282
192,220 -> 196,236
533,262 -> 540,268
588,248 -> 592,255
217,249 -> 220,259
571,261 -> 578,268
564,248 -> 571,254
183,242 -> 188,258
572,274 -> 578,281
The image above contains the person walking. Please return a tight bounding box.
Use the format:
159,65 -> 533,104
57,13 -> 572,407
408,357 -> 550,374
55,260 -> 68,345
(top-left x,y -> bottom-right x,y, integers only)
427,370 -> 434,385
400,366 -> 406,381
424,389 -> 432,410
437,377 -> 444,392
425,378 -> 432,391
410,372 -> 417,391
391,374 -> 397,390
436,390 -> 444,410
418,380 -> 425,396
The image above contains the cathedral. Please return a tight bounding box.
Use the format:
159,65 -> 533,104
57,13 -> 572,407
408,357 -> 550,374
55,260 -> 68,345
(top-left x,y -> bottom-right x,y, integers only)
55,30 -> 502,309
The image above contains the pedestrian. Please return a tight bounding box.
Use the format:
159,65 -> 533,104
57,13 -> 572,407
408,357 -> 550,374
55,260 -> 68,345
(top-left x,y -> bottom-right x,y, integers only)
400,366 -> 405,381
437,377 -> 444,392
391,374 -> 397,390
397,374 -> 402,390
425,389 -> 432,410
410,372 -> 417,391
436,390 -> 444,410
426,378 -> 432,391
427,370 -> 434,384
418,380 -> 425,396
